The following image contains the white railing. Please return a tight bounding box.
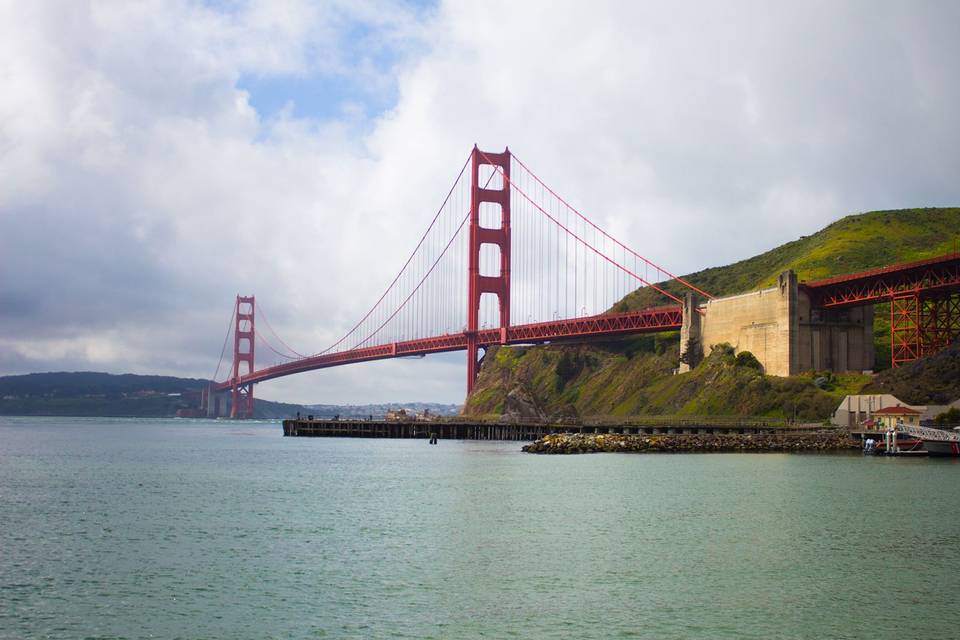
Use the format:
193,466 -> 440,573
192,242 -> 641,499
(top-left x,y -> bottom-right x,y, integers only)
898,424 -> 960,442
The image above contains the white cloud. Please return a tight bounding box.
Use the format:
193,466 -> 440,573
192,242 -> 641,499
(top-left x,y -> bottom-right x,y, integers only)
1,0 -> 958,404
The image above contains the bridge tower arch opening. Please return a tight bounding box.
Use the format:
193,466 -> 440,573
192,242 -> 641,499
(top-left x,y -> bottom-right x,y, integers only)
467,146 -> 511,394
231,295 -> 255,419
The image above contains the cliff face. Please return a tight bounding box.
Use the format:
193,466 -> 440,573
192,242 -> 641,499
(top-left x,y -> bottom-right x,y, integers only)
465,334 -> 679,419
464,341 -> 862,421
464,208 -> 959,419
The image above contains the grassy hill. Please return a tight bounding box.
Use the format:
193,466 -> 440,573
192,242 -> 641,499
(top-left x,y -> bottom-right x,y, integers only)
465,208 -> 960,420
616,208 -> 960,311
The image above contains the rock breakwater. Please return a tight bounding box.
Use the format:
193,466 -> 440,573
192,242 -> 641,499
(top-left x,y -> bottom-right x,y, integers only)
522,431 -> 855,454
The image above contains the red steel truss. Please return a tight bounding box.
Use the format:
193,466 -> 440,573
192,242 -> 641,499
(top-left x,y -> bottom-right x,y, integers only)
805,253 -> 960,368
890,293 -> 960,367
892,292 -> 960,367
890,293 -> 921,367
804,253 -> 960,308
921,294 -> 960,354
212,306 -> 681,391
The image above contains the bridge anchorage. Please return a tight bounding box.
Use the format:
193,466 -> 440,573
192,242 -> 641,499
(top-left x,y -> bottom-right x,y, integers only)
203,146 -> 960,418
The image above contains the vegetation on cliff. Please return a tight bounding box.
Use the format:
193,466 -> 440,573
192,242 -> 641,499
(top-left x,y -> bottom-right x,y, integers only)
465,342 -> 866,421
465,208 -> 959,420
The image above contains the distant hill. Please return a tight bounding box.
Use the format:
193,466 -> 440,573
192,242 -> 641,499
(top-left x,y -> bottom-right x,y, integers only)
465,208 -> 960,420
0,371 -> 458,419
0,371 -> 208,398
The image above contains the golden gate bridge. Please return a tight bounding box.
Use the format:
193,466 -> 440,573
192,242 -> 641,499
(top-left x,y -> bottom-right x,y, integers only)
204,146 -> 960,418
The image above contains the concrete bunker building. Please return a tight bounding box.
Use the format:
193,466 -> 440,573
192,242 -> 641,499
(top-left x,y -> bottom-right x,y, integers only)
680,270 -> 874,376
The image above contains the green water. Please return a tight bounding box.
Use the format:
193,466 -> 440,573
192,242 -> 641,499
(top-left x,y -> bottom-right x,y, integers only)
1,417 -> 957,639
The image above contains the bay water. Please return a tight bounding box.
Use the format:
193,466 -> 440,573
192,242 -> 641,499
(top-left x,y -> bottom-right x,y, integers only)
1,417 -> 958,639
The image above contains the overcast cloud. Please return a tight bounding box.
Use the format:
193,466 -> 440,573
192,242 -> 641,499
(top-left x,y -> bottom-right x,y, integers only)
1,0 -> 958,404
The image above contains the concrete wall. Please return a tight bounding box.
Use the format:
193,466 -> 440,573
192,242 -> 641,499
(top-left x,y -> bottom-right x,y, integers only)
796,294 -> 874,373
698,272 -> 797,376
690,270 -> 874,377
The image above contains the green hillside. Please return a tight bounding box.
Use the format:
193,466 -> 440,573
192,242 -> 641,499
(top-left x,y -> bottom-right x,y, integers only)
465,342 -> 865,421
465,208 -> 959,420
616,207 -> 960,312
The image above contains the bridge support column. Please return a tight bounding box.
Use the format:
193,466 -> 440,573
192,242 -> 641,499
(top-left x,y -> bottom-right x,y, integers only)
466,146 -> 511,395
230,295 -> 255,419
231,383 -> 254,419
679,292 -> 702,372
208,392 -> 224,418
891,292 -> 921,367
201,385 -> 219,417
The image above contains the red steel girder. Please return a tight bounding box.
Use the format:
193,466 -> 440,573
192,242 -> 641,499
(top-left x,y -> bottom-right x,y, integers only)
805,253 -> 960,308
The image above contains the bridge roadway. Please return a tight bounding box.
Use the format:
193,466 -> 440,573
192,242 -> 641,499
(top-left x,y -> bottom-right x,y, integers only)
212,305 -> 683,392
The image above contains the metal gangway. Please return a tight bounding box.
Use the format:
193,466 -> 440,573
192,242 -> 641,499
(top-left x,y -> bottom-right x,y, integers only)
897,424 -> 960,442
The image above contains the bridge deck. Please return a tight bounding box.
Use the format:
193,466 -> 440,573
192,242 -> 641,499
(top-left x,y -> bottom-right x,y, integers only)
215,306 -> 682,391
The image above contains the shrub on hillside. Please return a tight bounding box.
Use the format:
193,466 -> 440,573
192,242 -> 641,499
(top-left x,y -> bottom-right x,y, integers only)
734,351 -> 762,370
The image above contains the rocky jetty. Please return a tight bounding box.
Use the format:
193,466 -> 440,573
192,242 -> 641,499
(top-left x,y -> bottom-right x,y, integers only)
522,431 -> 855,454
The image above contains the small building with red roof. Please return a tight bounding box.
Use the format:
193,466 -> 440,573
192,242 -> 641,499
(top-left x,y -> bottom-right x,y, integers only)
872,405 -> 922,429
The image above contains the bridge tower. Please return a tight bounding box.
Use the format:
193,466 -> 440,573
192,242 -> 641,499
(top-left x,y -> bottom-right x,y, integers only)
466,146 -> 511,394
231,295 -> 255,419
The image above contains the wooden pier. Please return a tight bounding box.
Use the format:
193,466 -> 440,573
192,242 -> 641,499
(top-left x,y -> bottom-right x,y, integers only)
282,418 -> 803,441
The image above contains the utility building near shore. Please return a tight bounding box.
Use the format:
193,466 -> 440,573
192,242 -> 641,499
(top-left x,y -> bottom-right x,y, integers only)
871,405 -> 922,429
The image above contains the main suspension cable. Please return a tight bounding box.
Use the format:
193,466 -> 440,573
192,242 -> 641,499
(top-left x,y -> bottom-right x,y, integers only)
318,150 -> 473,356
479,150 -> 684,306
511,153 -> 713,300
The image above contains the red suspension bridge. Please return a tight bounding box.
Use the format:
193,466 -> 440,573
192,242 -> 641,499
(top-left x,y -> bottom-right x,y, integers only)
205,146 -> 960,418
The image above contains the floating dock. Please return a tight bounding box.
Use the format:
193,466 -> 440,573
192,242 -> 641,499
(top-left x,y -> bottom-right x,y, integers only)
281,418 -> 805,441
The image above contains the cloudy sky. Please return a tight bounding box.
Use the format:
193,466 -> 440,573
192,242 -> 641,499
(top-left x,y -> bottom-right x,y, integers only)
1,0 -> 958,405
